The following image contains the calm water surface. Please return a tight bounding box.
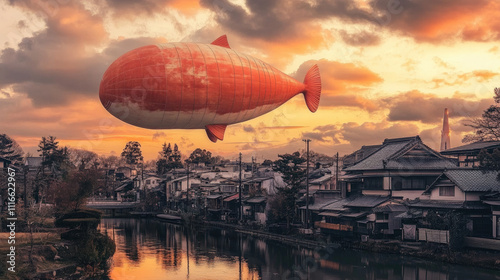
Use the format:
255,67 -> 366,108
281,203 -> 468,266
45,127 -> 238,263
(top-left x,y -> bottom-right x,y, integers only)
99,218 -> 500,280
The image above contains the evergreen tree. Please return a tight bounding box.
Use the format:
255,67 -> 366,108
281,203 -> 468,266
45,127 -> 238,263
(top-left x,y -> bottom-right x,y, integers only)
35,136 -> 69,204
38,136 -> 68,172
121,141 -> 144,165
157,143 -> 183,175
0,134 -> 24,165
269,152 -> 306,230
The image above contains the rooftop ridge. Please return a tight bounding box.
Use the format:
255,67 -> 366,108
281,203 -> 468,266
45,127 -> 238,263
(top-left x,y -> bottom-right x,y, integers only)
382,135 -> 420,145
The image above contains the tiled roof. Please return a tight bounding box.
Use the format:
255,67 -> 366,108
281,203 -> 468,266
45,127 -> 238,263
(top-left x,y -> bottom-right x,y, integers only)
299,199 -> 341,210
444,170 -> 500,192
344,136 -> 455,171
310,174 -> 333,184
408,199 -> 490,210
344,141 -> 409,171
373,203 -> 407,213
395,210 -> 423,219
319,195 -> 388,210
385,158 -> 456,170
345,195 -> 389,208
343,145 -> 384,167
321,197 -> 356,211
441,141 -> 500,154
407,200 -> 465,209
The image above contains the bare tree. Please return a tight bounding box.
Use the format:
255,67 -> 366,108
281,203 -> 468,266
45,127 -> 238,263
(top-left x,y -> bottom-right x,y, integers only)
463,88 -> 500,143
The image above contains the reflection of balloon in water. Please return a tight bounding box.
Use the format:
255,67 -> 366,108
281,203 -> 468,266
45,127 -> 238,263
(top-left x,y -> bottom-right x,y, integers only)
99,35 -> 321,142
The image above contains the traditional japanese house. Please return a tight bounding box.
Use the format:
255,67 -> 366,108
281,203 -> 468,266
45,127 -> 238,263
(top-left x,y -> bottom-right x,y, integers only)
342,136 -> 457,200
419,169 -> 500,238
440,141 -> 500,168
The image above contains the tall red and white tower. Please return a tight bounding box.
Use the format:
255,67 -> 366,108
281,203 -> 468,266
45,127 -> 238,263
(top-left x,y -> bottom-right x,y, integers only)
440,108 -> 451,151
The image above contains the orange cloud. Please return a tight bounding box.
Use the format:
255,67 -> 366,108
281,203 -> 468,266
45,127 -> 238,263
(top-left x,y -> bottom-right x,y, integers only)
294,59 -> 383,95
431,70 -> 498,88
385,90 -> 494,124
170,0 -> 201,15
320,95 -> 380,112
386,0 -> 500,42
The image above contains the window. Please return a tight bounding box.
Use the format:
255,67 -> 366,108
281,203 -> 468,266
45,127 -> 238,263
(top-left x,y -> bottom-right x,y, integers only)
376,213 -> 389,220
392,177 -> 402,190
363,177 -> 383,190
392,176 -> 436,190
439,186 -> 455,196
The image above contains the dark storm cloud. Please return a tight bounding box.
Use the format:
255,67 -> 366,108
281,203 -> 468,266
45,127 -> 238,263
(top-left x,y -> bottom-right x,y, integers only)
200,0 -> 379,41
0,25 -> 163,106
385,91 -> 494,124
1,1 -> 169,107
339,30 -> 381,46
201,0 -> 500,43
0,35 -> 163,106
383,0 -> 500,42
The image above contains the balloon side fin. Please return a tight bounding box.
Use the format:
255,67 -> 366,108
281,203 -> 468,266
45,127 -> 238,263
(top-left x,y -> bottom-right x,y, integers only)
205,124 -> 227,142
211,35 -> 231,49
302,64 -> 321,112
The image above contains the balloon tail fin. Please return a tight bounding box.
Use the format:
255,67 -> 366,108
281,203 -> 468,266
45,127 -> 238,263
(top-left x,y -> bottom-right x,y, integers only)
302,64 -> 321,112
205,124 -> 227,142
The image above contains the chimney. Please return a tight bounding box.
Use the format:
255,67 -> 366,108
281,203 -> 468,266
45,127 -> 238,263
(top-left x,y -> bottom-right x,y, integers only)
440,108 -> 451,151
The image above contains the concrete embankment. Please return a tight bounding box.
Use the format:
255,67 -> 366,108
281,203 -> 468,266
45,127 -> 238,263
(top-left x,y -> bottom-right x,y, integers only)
180,219 -> 500,271
197,220 -> 336,250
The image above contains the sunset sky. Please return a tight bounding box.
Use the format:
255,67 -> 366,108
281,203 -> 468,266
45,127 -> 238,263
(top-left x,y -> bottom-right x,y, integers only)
1,0 -> 499,162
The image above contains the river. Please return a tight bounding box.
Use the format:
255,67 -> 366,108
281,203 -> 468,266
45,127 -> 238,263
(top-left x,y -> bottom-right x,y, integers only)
98,218 -> 500,280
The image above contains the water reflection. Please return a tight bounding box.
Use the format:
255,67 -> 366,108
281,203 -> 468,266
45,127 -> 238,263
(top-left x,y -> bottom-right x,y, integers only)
99,218 -> 500,280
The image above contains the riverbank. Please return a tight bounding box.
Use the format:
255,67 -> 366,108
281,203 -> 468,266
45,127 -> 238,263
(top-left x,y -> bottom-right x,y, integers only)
181,218 -> 500,272
0,230 -> 100,279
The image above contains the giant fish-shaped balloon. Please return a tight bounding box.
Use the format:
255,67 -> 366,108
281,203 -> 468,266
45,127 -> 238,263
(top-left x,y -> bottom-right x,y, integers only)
99,35 -> 321,142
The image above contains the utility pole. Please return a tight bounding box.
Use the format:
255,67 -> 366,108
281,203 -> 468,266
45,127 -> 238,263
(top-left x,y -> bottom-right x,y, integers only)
335,152 -> 339,191
303,139 -> 311,229
23,165 -> 27,209
251,156 -> 255,175
186,162 -> 190,213
239,153 -> 243,222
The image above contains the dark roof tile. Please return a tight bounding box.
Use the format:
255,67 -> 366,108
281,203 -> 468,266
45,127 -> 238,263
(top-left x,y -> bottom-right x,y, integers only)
441,141 -> 500,154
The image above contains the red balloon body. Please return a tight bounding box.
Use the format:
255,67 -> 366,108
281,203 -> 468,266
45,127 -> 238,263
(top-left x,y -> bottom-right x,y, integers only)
99,36 -> 321,142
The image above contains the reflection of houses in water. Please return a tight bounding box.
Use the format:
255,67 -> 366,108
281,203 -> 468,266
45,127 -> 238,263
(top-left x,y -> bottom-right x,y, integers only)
99,219 -> 498,280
